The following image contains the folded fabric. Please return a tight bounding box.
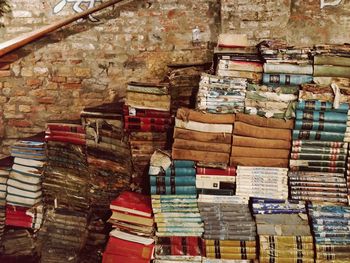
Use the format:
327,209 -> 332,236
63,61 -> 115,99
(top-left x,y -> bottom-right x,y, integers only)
234,122 -> 291,141
231,146 -> 290,159
173,148 -> 229,164
174,139 -> 231,153
232,135 -> 291,149
175,119 -> 233,133
230,157 -> 289,167
176,107 -> 235,124
174,128 -> 232,144
235,113 -> 294,129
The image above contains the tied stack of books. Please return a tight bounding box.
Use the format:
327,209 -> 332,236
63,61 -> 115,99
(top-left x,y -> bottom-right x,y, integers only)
39,209 -> 89,263
196,167 -> 236,196
198,194 -> 256,261
124,81 -> 172,192
173,108 -> 234,166
252,198 -> 314,263
236,166 -> 288,200
231,113 -> 293,167
6,140 -> 45,230
103,191 -> 154,263
43,121 -> 90,211
308,203 -> 350,262
289,100 -> 349,204
0,157 -> 12,241
167,62 -> 210,115
215,33 -> 263,84
81,102 -> 132,216
197,73 -> 247,114
149,151 -> 203,262
258,39 -> 313,87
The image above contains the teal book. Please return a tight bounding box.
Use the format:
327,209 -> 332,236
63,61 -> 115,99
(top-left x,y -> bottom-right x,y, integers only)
297,101 -> 349,113
164,167 -> 196,177
173,160 -> 195,168
293,130 -> 345,142
151,185 -> 197,195
263,74 -> 313,86
295,110 -> 348,123
150,176 -> 196,186
294,120 -> 347,133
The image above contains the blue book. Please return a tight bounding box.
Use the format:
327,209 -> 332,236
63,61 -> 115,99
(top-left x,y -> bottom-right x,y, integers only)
294,120 -> 347,133
295,110 -> 348,123
164,167 -> 196,177
293,130 -> 345,142
173,160 -> 195,168
297,101 -> 349,113
263,74 -> 313,86
150,176 -> 196,186
150,185 -> 196,195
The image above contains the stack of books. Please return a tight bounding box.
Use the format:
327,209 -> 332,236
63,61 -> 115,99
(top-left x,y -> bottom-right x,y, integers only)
39,209 -> 89,263
197,73 -> 247,114
0,157 -> 12,241
258,39 -> 313,86
103,191 -> 154,263
173,108 -> 234,166
43,121 -> 89,211
231,113 -> 293,167
289,100 -> 349,204
308,203 -> 350,262
253,198 -> 314,263
150,151 -> 203,262
215,34 -> 263,84
198,195 -> 256,261
236,166 -> 288,200
6,140 -> 45,230
81,102 -> 132,216
124,81 -> 172,192
196,166 -> 236,196
167,62 -> 209,115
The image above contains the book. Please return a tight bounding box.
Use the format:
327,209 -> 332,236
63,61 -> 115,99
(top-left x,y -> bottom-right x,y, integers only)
264,63 -> 313,75
295,110 -> 348,123
263,74 -> 312,86
110,211 -> 154,227
110,191 -> 152,217
197,167 -> 236,176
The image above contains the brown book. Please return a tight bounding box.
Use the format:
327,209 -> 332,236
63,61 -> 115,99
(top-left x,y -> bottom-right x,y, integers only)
174,128 -> 232,144
231,146 -> 290,159
235,113 -> 294,129
176,107 -> 235,124
232,135 -> 291,149
234,122 -> 291,141
110,211 -> 153,227
173,148 -> 229,164
230,157 -> 289,167
174,138 -> 231,153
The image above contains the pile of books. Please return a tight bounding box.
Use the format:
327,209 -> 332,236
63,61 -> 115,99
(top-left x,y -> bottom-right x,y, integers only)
236,166 -> 288,200
253,198 -> 314,263
173,108 -> 234,166
289,101 -> 349,204
103,191 -> 154,263
197,73 -> 247,114
6,140 -> 45,230
231,113 -> 293,167
198,195 -> 256,261
258,39 -> 313,86
167,62 -> 209,115
308,203 -> 350,262
149,151 -> 203,262
81,102 -> 132,216
0,157 -> 12,241
43,121 -> 89,210
124,81 -> 171,192
39,209 -> 89,263
215,34 -> 263,84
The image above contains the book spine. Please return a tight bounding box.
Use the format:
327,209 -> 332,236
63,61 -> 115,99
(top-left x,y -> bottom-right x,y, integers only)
47,124 -> 85,133
290,152 -> 346,161
173,160 -> 196,168
150,186 -> 197,195
264,63 -> 313,75
295,110 -> 348,123
196,167 -> 236,176
164,167 -> 196,177
292,140 -> 347,148
124,123 -> 170,132
123,106 -> 171,118
124,116 -> 171,125
291,146 -> 347,154
297,101 -> 349,113
150,176 -> 196,186
263,74 -> 313,86
292,130 -> 345,141
290,165 -> 345,173
314,65 -> 350,78
294,120 -> 347,133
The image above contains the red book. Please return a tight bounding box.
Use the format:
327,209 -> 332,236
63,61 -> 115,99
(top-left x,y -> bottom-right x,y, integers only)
5,218 -> 32,228
124,123 -> 170,132
104,236 -> 154,261
123,105 -> 170,118
110,191 -> 152,217
45,135 -> 86,145
124,116 -> 171,125
196,167 -> 236,176
45,130 -> 86,139
46,123 -> 85,133
102,253 -> 150,263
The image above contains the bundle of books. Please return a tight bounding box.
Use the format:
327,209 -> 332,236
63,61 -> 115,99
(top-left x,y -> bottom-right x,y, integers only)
289,101 -> 349,204
167,62 -> 209,115
231,113 -> 293,167
308,203 -> 350,262
39,209 -> 89,263
253,198 -> 314,263
196,166 -> 236,196
236,166 -> 288,200
81,102 -> 132,216
258,39 -> 313,86
103,191 -> 154,263
173,108 -> 234,166
197,73 -> 247,114
0,157 -> 12,241
43,121 -> 90,211
149,151 -> 203,262
198,195 -> 256,261
6,205 -> 43,230
215,34 -> 263,84
124,81 -> 172,192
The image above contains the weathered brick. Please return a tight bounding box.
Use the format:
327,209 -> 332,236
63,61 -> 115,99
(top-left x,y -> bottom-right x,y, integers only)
8,119 -> 32,127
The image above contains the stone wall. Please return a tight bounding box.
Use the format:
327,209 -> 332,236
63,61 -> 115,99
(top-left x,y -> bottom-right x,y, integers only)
0,0 -> 220,155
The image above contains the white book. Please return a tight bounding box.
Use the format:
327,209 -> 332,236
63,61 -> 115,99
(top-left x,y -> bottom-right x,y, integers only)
14,157 -> 45,168
7,186 -> 42,198
12,164 -> 42,176
9,171 -> 41,185
109,229 -> 154,245
6,194 -> 41,206
175,119 -> 233,133
198,194 -> 248,204
196,175 -> 235,189
7,179 -> 41,192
